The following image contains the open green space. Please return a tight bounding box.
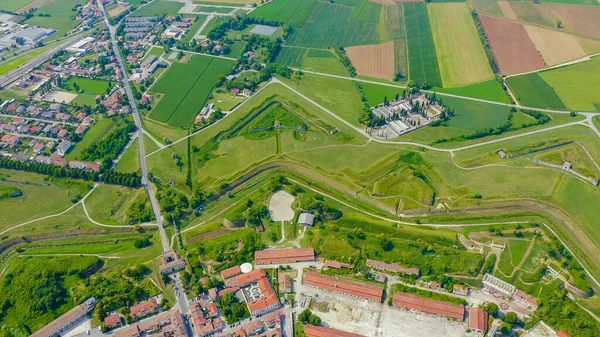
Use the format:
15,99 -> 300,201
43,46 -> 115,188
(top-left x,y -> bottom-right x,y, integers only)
0,47 -> 49,76
62,77 -> 110,95
383,4 -> 408,78
286,2 -> 381,48
506,73 -> 566,110
85,184 -> 145,225
114,138 -> 140,174
66,118 -> 118,161
148,54 -> 234,127
433,79 -> 511,104
538,58 -> 600,112
508,239 -> 531,266
350,0 -> 381,23
443,95 -> 511,130
24,0 -> 87,39
275,47 -> 348,76
181,15 -> 208,43
248,0 -> 317,28
403,3 -> 442,87
130,0 -> 184,16
0,0 -> 33,12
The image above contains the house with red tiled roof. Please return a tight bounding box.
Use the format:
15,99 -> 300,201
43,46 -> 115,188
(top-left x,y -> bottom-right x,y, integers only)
221,265 -> 241,280
557,332 -> 571,337
304,272 -> 384,302
130,299 -> 158,319
469,306 -> 488,335
393,292 -> 464,320
104,313 -> 121,329
254,248 -> 315,265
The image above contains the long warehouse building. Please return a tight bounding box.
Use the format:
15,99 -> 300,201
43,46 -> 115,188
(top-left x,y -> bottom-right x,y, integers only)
393,292 -> 465,320
254,247 -> 315,265
303,272 -> 384,302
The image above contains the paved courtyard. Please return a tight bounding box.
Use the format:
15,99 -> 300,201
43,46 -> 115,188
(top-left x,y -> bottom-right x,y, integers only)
44,90 -> 77,103
268,190 -> 295,221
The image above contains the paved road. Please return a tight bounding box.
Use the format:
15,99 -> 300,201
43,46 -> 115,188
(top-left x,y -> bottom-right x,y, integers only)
0,113 -> 79,126
0,35 -> 83,89
98,0 -> 169,252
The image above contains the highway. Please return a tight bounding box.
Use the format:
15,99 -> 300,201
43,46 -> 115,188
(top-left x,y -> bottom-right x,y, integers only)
97,0 -> 170,253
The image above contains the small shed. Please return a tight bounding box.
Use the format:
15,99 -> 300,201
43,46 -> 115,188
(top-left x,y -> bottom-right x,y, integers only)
298,212 -> 315,227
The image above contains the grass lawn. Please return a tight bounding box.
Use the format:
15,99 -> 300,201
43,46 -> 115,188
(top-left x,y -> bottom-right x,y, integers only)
144,46 -> 165,61
84,184 -> 140,225
279,73 -> 364,127
131,0 -> 184,16
0,0 -> 33,12
276,47 -> 351,76
428,3 -> 494,87
24,0 -> 87,39
249,0 -> 317,28
62,77 -> 110,95
197,5 -> 234,13
443,95 -> 510,130
538,58 -> 600,112
115,138 -> 140,173
433,79 -> 511,104
403,3 -> 442,87
509,239 -> 531,266
506,73 -> 566,110
0,169 -> 91,232
360,81 -> 405,107
0,47 -> 49,76
66,118 -> 117,160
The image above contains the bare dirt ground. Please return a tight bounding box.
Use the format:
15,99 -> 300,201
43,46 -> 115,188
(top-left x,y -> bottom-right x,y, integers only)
17,0 -> 54,14
497,0 -> 517,20
345,41 -> 395,80
43,90 -> 77,103
479,15 -> 545,75
549,4 -> 600,40
524,25 -> 587,66
108,5 -> 131,17
268,190 -> 295,221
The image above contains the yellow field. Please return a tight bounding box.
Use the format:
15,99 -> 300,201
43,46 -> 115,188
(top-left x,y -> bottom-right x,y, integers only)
525,25 -> 587,66
428,3 -> 494,87
497,0 -> 517,20
577,36 -> 600,55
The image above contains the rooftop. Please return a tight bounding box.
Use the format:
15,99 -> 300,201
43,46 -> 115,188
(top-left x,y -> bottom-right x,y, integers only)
393,292 -> 464,320
304,325 -> 365,337
304,272 -> 383,302
254,248 -> 315,265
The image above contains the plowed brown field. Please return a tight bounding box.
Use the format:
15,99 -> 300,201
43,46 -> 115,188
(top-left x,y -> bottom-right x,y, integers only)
479,15 -> 545,75
346,41 -> 395,80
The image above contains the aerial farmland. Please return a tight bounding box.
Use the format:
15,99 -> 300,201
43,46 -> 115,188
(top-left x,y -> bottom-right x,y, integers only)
1,0 -> 600,336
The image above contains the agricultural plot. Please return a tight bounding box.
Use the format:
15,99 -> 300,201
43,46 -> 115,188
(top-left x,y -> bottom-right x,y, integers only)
506,73 -> 566,110
345,42 -> 395,80
479,15 -> 545,75
434,79 -> 511,104
24,0 -> 87,39
249,0 -> 316,28
497,0 -> 517,20
509,2 -> 558,28
286,2 -> 381,48
428,3 -> 494,87
149,55 -> 234,126
524,25 -> 587,66
350,0 -> 382,23
547,4 -> 600,40
471,0 -> 503,16
538,0 -> 599,5
0,0 -> 33,11
130,0 -> 184,16
383,4 -> 408,78
403,3 -> 442,87
539,57 -> 600,112
302,49 -> 349,76
275,46 -> 307,68
442,95 -> 511,130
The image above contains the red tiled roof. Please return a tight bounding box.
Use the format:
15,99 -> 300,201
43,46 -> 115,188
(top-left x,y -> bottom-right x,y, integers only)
236,268 -> 267,287
303,272 -> 383,302
255,248 -> 315,265
323,260 -> 352,269
469,306 -> 488,332
221,265 -> 241,279
217,285 -> 240,299
304,325 -> 365,337
130,298 -> 158,317
207,302 -> 219,317
246,276 -> 280,314
557,332 -> 571,337
104,314 -> 121,328
393,292 -> 464,320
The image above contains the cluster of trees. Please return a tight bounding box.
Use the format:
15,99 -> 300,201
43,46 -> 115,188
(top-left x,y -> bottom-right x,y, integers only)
471,10 -> 498,74
81,120 -> 137,162
335,47 -> 356,77
99,170 -> 141,188
534,287 -> 600,337
157,188 -> 190,220
245,199 -> 270,228
207,15 -> 282,41
217,293 -> 249,323
298,309 -> 322,326
125,192 -> 154,224
133,236 -> 152,248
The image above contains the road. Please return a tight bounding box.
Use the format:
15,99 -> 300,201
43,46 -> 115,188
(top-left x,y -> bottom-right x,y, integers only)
97,0 -> 169,252
0,113 -> 79,127
0,34 -> 84,89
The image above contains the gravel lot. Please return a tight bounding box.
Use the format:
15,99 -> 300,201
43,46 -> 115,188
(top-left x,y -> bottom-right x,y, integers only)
268,190 -> 295,221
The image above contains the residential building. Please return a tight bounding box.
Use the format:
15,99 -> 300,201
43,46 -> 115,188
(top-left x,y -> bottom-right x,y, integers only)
254,248 -> 315,265
303,272 -> 384,302
366,259 -> 420,276
297,213 -> 315,226
56,140 -> 72,156
104,314 -> 121,329
323,260 -> 352,269
237,269 -> 281,316
221,265 -> 241,280
159,250 -> 186,274
278,273 -> 293,293
392,292 -> 464,320
130,298 -> 158,319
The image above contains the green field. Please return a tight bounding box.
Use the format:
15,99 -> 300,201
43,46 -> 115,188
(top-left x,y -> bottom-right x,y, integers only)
383,4 -> 408,78
248,0 -> 316,27
433,79 -> 511,104
130,0 -> 184,16
198,5 -> 234,13
0,0 -> 32,11
403,3 -> 442,87
148,55 -> 234,126
471,0 -> 502,16
66,118 -> 117,160
506,73 -> 567,110
537,0 -> 599,5
181,15 -> 208,43
509,2 -> 556,28
0,47 -> 49,76
428,3 -> 493,87
286,2 -> 381,48
114,138 -> 140,173
85,184 -> 141,225
275,47 -> 348,75
509,239 -> 531,266
442,95 -> 511,130
63,77 -> 110,95
350,0 -> 381,23
538,58 -> 600,112
24,0 -> 87,39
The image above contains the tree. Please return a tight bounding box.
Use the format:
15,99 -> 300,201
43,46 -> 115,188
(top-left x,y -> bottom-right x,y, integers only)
503,311 -> 517,324
298,309 -> 312,323
500,323 -> 512,335
483,302 -> 498,316
378,235 -> 394,251
557,20 -> 562,28
308,315 -> 321,326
